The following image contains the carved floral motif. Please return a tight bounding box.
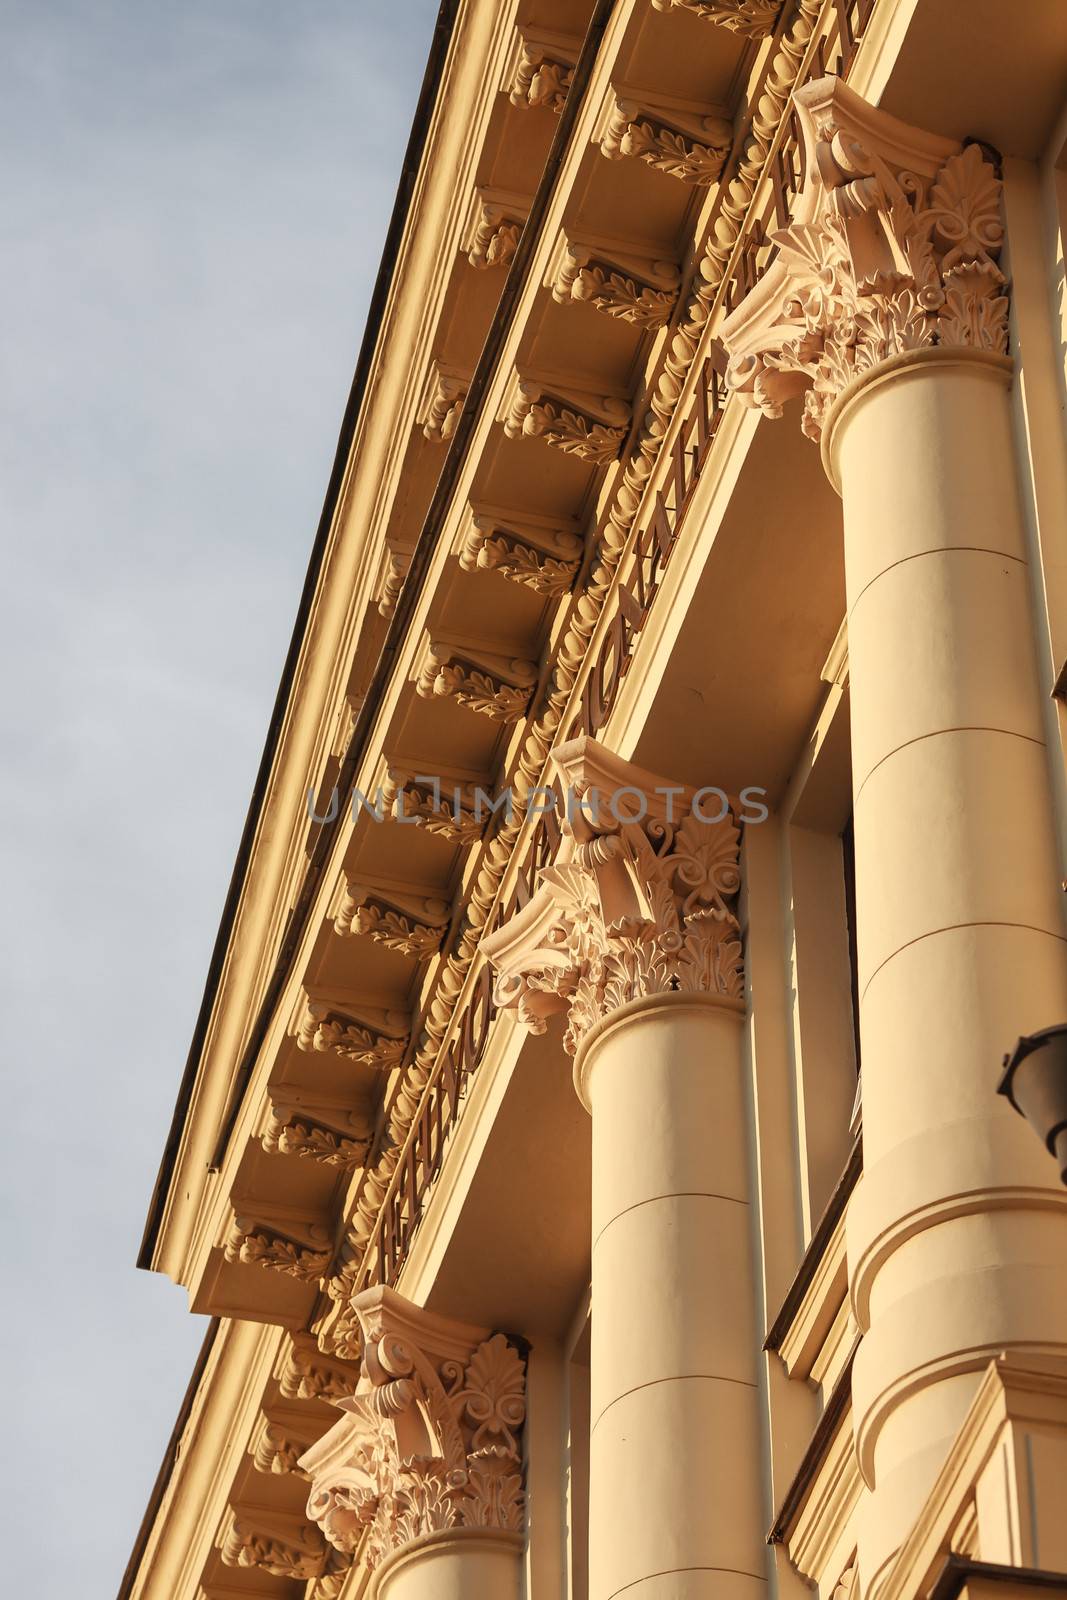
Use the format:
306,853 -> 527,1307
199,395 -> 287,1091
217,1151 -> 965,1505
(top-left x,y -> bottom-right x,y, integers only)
458,509 -> 583,597
301,1291 -> 526,1571
549,243 -> 680,329
382,770 -> 487,845
420,365 -> 469,444
483,739 -> 743,1056
502,378 -> 631,464
468,210 -> 522,270
508,43 -> 573,112
278,1332 -> 361,1403
296,995 -> 409,1071
651,0 -> 784,36
262,1108 -> 370,1170
599,98 -> 733,185
414,640 -> 538,723
333,881 -> 450,958
721,80 -> 1009,441
224,1216 -> 332,1282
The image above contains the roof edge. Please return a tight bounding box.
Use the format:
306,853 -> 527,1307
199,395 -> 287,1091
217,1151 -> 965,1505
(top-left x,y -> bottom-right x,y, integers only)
136,0 -> 461,1272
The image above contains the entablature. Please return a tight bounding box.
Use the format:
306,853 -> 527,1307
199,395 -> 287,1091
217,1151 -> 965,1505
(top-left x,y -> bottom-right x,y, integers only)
151,0 -> 892,1408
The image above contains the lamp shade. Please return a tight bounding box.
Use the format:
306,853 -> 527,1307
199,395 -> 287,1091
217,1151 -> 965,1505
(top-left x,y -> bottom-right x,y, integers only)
999,1023 -> 1067,1184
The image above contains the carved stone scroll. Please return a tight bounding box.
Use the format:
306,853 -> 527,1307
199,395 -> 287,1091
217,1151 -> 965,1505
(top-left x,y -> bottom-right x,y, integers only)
277,1332 -> 361,1404
418,362 -> 470,444
295,991 -> 410,1071
465,186 -> 529,270
331,874 -> 450,958
457,503 -> 583,597
651,0 -> 784,36
719,77 -> 1010,443
250,1406 -> 320,1477
219,1505 -> 332,1581
504,27 -> 579,113
224,1208 -> 333,1282
382,766 -> 489,845
413,634 -> 538,724
598,94 -> 733,185
300,1287 -> 526,1571
482,736 -> 744,1056
546,231 -> 681,328
500,371 -> 631,464
262,1094 -> 373,1170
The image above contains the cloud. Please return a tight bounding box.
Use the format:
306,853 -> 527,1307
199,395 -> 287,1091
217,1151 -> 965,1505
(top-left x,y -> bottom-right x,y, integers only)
0,2 -> 438,1591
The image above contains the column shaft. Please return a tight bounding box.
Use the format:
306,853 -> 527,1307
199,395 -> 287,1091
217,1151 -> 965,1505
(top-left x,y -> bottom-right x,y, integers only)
831,352 -> 1067,1594
374,1530 -> 522,1600
579,994 -> 766,1600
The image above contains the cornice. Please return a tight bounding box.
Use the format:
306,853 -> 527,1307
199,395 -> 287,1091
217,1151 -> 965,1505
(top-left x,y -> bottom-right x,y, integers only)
311,0 -> 887,1334
147,0 -> 889,1356
142,0 -> 537,1283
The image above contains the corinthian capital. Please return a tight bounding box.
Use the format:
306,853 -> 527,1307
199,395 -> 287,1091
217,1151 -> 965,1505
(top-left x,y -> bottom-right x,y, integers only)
482,737 -> 743,1057
719,77 -> 1009,444
299,1288 -> 526,1571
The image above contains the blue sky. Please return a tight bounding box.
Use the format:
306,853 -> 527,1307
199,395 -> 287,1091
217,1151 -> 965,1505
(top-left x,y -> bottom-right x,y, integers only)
0,2 -> 438,1590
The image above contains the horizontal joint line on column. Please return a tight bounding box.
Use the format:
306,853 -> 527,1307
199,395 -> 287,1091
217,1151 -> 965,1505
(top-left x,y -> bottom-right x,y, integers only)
591,1372 -> 757,1435
847,545 -> 1027,619
608,1564 -> 767,1596
592,1190 -> 747,1251
861,920 -> 1067,1003
854,725 -> 1046,806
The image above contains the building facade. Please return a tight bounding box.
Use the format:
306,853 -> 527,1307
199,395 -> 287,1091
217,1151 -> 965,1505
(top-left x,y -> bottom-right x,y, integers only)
122,4 -> 1067,1600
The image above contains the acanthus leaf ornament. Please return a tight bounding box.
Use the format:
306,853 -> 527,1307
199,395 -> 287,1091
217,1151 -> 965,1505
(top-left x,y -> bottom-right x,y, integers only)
482,737 -> 744,1058
719,79 -> 1010,444
651,0 -> 784,36
300,1289 -> 526,1571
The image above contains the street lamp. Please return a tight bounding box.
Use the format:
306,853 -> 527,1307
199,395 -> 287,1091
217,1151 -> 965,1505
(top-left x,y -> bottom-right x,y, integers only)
998,1024 -> 1067,1184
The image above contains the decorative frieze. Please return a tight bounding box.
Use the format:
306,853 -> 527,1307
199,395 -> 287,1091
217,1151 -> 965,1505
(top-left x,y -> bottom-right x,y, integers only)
413,633 -> 538,723
504,27 -> 579,113
300,1288 -> 526,1571
277,1331 -> 361,1404
598,93 -> 733,185
483,737 -> 744,1056
464,186 -> 528,270
457,503 -> 583,597
418,361 -> 469,444
720,77 -> 1009,443
500,371 -> 631,464
651,0 -> 784,36
294,990 -> 409,1071
219,1505 -> 331,1581
331,873 -> 450,957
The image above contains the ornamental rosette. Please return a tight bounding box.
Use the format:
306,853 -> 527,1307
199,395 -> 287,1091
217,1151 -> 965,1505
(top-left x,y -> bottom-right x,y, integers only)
482,736 -> 744,1057
720,77 -> 1009,443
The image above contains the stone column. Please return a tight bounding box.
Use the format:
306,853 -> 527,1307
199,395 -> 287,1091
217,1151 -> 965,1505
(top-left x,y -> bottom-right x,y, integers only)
484,736 -> 767,1600
722,77 -> 1067,1598
299,1287 -> 526,1600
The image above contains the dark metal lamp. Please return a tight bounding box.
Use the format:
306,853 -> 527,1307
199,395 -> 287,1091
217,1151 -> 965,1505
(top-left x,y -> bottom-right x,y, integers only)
998,1024 -> 1067,1184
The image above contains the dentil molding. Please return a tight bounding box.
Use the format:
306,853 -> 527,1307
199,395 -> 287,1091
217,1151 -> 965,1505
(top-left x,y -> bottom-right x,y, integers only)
483,736 -> 744,1057
720,77 -> 1010,444
300,1287 -> 526,1571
